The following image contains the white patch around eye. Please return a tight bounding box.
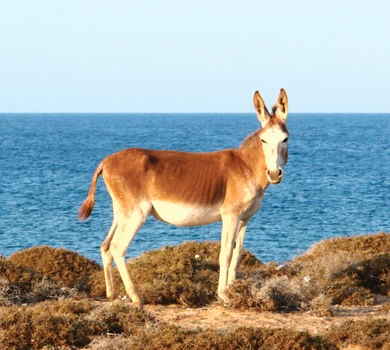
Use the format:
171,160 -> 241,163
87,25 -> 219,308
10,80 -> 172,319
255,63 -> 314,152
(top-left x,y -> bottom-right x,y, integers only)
261,127 -> 287,145
260,127 -> 289,170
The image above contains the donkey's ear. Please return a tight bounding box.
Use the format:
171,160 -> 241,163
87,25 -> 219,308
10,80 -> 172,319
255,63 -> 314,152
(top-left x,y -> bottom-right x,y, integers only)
253,91 -> 270,126
273,88 -> 288,123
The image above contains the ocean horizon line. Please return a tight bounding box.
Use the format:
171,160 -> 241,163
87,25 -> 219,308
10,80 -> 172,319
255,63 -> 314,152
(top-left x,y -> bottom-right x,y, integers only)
1,112 -> 390,116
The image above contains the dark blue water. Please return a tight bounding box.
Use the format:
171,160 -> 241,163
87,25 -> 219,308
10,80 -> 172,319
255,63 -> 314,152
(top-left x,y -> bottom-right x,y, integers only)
1,113 -> 389,264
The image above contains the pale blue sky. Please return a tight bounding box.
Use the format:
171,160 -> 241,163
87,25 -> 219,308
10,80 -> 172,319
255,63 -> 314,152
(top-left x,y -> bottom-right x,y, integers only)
0,1 -> 389,113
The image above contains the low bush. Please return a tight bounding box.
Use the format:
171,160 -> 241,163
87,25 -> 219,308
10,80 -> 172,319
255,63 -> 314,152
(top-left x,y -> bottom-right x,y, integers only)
1,256 -> 85,305
342,254 -> 390,295
0,257 -> 76,305
0,256 -> 43,305
325,318 -> 390,349
88,302 -> 156,336
225,265 -> 314,312
0,302 -> 92,349
0,300 -> 155,349
299,232 -> 390,259
8,246 -> 101,292
225,232 -> 390,311
293,233 -> 390,306
129,324 -> 334,350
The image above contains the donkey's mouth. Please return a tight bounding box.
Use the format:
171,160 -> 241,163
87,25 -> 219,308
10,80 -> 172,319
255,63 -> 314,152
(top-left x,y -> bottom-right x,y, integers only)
266,168 -> 283,184
269,178 -> 282,185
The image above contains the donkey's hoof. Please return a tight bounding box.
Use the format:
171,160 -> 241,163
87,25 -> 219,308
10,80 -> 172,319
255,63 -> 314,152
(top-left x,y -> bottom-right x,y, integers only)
107,294 -> 118,302
121,295 -> 143,309
217,291 -> 231,307
130,300 -> 143,310
125,298 -> 143,309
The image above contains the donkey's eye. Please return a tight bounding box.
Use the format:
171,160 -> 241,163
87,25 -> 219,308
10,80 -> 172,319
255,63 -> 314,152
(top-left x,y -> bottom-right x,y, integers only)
261,139 -> 267,144
282,138 -> 289,143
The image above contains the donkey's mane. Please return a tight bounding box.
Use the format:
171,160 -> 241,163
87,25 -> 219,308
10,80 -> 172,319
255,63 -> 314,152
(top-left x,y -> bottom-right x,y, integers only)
239,129 -> 262,149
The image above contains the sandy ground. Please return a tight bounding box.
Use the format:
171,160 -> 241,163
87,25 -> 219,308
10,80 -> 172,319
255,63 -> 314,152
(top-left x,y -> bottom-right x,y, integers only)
144,295 -> 390,335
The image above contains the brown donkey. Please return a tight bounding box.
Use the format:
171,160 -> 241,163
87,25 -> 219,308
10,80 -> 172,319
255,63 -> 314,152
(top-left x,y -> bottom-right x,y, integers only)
79,89 -> 289,308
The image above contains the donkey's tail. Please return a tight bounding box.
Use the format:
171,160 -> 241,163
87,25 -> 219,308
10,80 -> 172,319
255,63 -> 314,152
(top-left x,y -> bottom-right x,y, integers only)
78,161 -> 104,221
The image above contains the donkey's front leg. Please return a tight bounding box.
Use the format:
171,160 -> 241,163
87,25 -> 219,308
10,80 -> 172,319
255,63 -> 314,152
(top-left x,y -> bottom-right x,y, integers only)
228,219 -> 249,285
218,214 -> 240,302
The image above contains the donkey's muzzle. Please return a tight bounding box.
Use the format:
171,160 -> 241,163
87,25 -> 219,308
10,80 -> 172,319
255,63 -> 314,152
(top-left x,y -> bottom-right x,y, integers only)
266,168 -> 284,184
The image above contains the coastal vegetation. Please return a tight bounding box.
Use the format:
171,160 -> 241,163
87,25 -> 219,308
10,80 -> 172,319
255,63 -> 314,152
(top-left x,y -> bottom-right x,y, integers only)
1,232 -> 389,349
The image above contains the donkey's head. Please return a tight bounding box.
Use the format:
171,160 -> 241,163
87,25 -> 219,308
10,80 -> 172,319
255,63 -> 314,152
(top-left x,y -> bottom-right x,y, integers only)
254,89 -> 289,184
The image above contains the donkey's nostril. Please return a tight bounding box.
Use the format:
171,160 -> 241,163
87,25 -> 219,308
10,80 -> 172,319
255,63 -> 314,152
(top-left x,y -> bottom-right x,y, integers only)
278,169 -> 283,177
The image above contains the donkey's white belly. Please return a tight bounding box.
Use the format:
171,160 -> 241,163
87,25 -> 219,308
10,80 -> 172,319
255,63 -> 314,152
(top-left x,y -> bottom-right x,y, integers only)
150,200 -> 222,227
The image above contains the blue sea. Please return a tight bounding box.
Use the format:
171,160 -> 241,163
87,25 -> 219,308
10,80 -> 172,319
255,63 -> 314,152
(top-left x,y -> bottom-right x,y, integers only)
1,113 -> 389,264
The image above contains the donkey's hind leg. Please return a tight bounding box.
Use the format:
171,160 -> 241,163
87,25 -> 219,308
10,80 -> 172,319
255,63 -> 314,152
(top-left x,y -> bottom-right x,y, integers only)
110,205 -> 150,308
101,218 -> 118,300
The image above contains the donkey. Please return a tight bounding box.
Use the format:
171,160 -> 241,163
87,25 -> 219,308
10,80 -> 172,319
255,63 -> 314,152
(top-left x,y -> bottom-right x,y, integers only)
79,89 -> 289,308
